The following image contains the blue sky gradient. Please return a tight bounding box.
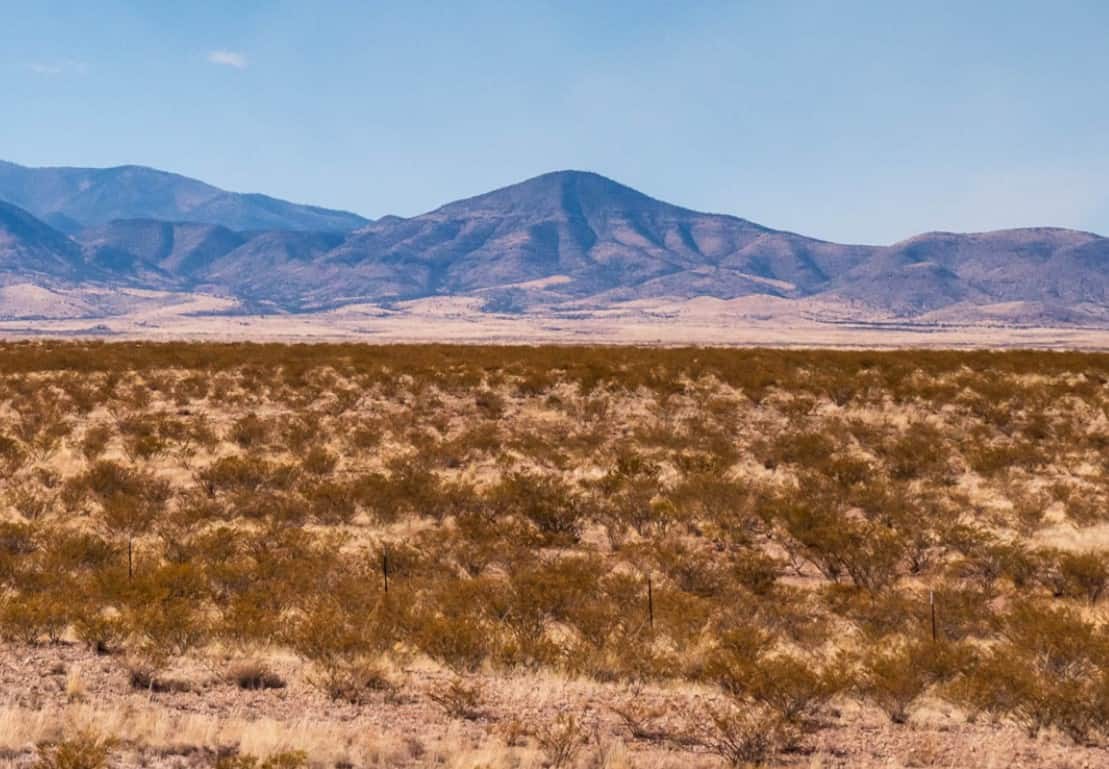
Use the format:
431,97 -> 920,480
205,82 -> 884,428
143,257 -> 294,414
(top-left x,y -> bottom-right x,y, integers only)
2,0 -> 1107,243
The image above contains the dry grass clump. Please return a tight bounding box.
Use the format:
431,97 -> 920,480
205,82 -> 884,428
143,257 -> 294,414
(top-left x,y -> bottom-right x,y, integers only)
216,751 -> 308,769
33,731 -> 116,769
0,704 -> 412,767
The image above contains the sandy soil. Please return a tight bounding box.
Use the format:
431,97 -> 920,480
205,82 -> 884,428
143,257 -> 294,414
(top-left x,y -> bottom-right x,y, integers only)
2,302 -> 1109,349
2,287 -> 1108,347
1,643 -> 1106,769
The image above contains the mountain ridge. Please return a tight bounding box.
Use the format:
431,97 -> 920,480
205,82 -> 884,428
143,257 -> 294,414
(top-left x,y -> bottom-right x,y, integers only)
0,200 -> 93,284
0,160 -> 369,233
0,166 -> 1105,327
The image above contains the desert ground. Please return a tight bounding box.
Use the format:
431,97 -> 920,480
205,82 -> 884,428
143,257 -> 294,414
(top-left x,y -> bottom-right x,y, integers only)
2,288 -> 1109,350
0,343 -> 1107,769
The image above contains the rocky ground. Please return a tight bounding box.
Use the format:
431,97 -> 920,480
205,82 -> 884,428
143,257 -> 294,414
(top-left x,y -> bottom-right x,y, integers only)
0,642 -> 1106,769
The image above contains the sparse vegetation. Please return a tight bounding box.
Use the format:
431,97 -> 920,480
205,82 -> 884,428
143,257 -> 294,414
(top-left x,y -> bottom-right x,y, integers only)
0,342 -> 1107,767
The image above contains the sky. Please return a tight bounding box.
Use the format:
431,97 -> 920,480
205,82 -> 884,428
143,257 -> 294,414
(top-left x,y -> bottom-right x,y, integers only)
2,0 -> 1107,244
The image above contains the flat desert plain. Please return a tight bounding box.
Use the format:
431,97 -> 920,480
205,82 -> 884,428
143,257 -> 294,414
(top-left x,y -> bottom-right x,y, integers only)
1,292 -> 1108,349
0,343 -> 1107,769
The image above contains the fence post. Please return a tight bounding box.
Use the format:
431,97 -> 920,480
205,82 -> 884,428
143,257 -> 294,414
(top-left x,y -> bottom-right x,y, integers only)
647,575 -> 654,630
930,590 -> 937,642
383,549 -> 389,594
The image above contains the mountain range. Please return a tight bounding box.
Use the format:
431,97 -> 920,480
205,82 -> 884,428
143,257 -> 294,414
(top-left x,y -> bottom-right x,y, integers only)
0,159 -> 1106,328
0,160 -> 367,234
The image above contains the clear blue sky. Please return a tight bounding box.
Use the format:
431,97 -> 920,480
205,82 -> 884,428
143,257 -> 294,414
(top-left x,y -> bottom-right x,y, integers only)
2,0 -> 1107,243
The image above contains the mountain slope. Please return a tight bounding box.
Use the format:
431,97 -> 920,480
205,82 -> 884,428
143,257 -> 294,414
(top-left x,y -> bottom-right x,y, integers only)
0,160 -> 369,233
829,228 -> 1109,315
0,167 -> 1106,327
0,201 -> 94,285
197,230 -> 347,305
303,171 -> 878,309
77,219 -> 247,279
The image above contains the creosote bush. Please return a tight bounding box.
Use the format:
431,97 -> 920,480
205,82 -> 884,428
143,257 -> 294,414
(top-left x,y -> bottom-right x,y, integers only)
859,639 -> 971,724
428,676 -> 486,720
530,713 -> 588,769
688,703 -> 797,768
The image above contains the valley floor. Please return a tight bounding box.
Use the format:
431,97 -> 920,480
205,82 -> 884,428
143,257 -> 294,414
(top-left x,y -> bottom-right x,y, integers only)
2,306 -> 1109,350
2,286 -> 1109,348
